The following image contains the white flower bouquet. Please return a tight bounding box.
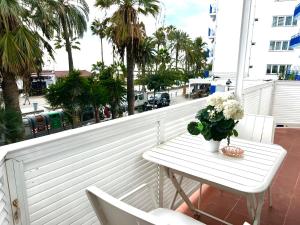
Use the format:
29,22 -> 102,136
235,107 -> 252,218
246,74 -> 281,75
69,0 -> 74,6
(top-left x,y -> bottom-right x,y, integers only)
187,92 -> 244,144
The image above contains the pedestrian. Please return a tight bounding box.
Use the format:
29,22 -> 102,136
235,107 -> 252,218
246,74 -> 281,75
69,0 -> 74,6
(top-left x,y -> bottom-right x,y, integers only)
23,92 -> 30,105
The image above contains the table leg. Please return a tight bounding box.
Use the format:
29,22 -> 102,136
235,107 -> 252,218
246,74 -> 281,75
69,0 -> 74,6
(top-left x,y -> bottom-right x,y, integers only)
246,195 -> 255,220
168,169 -> 196,211
197,183 -> 202,209
170,175 -> 184,209
268,187 -> 272,208
252,192 -> 265,225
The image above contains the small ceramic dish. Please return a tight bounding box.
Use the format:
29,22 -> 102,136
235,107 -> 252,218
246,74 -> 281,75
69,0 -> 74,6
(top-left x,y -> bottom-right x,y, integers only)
221,146 -> 244,158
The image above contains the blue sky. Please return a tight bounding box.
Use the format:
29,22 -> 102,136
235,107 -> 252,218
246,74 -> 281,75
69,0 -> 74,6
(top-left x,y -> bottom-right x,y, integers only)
49,0 -> 211,71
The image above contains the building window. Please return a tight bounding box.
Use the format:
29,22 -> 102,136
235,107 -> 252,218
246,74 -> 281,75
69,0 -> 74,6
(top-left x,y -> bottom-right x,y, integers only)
269,40 -> 293,51
266,64 -> 291,74
275,41 -> 281,50
269,41 -> 275,50
285,16 -> 292,26
272,15 -> 297,27
282,41 -> 289,50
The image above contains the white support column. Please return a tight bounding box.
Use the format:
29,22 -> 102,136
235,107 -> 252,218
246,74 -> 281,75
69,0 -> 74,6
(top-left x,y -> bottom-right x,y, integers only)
235,0 -> 253,100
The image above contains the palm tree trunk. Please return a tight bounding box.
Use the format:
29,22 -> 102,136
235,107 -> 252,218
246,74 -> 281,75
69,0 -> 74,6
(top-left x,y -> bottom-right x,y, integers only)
155,44 -> 160,72
1,72 -> 24,140
2,73 -> 22,113
95,107 -> 100,123
126,44 -> 135,115
111,106 -> 117,119
112,45 -> 115,64
100,37 -> 104,64
175,46 -> 179,70
61,15 -> 74,71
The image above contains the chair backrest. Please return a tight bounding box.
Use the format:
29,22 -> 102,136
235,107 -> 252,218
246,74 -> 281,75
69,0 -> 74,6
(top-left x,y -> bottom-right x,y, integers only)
86,186 -> 161,225
235,114 -> 275,144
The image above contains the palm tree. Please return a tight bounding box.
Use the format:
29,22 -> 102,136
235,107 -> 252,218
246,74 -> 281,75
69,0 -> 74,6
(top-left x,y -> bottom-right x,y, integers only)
95,0 -> 159,115
0,0 -> 55,143
168,29 -> 188,70
49,0 -> 89,71
193,37 -> 207,74
153,27 -> 166,71
91,18 -> 109,64
0,0 -> 53,114
136,37 -> 156,77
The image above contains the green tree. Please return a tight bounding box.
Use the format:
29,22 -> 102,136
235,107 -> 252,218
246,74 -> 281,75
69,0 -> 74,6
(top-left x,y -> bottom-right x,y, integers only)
0,107 -> 23,145
193,37 -> 207,74
156,48 -> 171,70
136,37 -> 156,77
50,0 -> 89,71
145,68 -> 179,106
91,18 -> 109,64
92,63 -> 126,119
153,27 -> 166,71
95,0 -> 159,116
168,29 -> 188,70
45,70 -> 88,127
85,77 -> 108,123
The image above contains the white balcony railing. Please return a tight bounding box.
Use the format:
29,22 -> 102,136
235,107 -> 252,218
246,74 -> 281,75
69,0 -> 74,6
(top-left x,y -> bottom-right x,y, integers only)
0,80 -> 298,225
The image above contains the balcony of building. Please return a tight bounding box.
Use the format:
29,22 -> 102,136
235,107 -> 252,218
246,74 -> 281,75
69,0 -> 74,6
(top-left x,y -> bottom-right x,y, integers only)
0,80 -> 300,225
208,28 -> 216,40
209,4 -> 217,21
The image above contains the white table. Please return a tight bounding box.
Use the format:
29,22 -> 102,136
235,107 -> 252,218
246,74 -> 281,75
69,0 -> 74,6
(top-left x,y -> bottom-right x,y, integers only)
143,133 -> 286,225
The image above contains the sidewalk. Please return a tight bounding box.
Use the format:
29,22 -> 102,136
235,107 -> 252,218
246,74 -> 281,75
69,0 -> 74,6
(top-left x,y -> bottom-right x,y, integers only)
19,95 -> 50,115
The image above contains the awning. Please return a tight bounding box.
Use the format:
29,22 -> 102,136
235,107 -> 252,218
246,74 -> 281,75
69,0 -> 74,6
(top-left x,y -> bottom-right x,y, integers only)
290,34 -> 300,48
294,3 -> 300,20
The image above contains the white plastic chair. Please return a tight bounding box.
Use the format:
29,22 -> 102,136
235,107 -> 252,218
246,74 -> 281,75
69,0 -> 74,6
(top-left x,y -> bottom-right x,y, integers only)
86,186 -> 205,225
235,114 -> 275,144
235,114 -> 275,207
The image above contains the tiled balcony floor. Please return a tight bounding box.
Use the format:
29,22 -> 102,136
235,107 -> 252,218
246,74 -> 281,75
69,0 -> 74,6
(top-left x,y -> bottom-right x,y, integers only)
180,128 -> 300,225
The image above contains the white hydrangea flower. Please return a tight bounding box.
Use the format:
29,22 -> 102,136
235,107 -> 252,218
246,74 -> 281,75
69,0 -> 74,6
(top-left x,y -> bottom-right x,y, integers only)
207,92 -> 224,107
206,92 -> 244,120
223,99 -> 244,120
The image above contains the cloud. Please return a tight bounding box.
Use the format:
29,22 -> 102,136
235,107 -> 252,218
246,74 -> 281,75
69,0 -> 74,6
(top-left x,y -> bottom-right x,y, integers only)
50,0 -> 211,71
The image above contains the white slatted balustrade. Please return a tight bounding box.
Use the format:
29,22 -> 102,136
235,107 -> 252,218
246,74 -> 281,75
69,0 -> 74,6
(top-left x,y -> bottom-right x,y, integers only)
1,79 -> 293,225
272,81 -> 300,125
1,98 -> 206,225
243,82 -> 274,116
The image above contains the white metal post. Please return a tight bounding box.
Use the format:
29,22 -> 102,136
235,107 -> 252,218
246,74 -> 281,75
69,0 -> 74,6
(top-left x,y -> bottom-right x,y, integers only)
235,0 -> 253,100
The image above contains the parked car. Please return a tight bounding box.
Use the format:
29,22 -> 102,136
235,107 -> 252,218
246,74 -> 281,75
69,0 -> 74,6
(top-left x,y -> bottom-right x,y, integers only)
148,92 -> 170,108
121,91 -> 149,112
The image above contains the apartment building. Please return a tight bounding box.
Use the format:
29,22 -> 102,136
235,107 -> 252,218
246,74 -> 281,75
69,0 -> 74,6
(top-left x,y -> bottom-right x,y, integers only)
210,0 -> 300,79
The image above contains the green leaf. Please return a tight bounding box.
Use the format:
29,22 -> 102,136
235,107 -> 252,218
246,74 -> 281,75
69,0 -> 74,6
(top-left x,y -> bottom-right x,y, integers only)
187,122 -> 201,136
197,122 -> 203,131
233,129 -> 238,137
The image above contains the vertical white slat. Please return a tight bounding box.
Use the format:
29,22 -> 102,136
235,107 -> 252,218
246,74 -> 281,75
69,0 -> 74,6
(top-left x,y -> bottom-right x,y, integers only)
6,159 -> 30,225
261,117 -> 275,144
259,86 -> 273,115
236,115 -> 274,144
252,116 -> 265,142
237,115 -> 256,141
0,159 -> 13,225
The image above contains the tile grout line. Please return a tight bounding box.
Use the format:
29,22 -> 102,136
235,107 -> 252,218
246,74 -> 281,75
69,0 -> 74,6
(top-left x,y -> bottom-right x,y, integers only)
282,163 -> 300,225
223,196 -> 242,221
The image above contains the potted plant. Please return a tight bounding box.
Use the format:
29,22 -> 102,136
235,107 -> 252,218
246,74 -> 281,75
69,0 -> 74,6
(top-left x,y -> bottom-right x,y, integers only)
187,92 -> 244,152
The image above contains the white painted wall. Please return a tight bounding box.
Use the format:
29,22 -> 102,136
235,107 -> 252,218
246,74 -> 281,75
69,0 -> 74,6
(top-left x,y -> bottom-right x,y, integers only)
212,0 -> 300,78
212,0 -> 244,76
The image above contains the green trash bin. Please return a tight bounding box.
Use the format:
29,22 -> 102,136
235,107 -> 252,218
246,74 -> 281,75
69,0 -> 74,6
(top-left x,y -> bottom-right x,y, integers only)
47,112 -> 64,133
